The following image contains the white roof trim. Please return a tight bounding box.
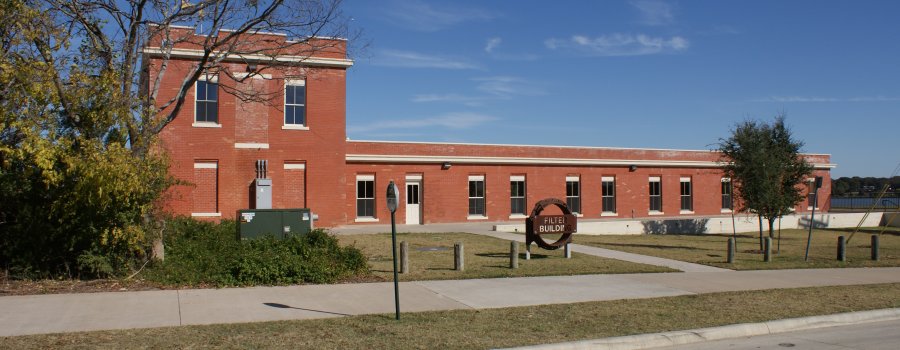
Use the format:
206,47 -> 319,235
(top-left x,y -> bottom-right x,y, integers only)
345,154 -> 836,169
347,139 -> 832,157
142,47 -> 354,68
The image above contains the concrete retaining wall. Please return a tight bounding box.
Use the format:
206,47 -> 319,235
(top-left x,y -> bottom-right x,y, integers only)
493,212 -> 886,235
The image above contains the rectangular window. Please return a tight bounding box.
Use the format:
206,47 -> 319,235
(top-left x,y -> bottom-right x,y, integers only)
807,181 -> 818,209
195,80 -> 218,123
469,175 -> 486,217
356,175 -> 375,219
284,80 -> 306,126
510,175 -> 526,216
601,176 -> 616,214
680,177 -> 693,212
721,178 -> 733,211
649,176 -> 662,213
566,176 -> 581,214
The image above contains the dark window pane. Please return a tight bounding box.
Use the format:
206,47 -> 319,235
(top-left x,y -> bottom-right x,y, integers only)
208,102 -> 217,123
286,86 -> 295,105
197,81 -> 206,100
295,86 -> 306,105
294,106 -> 305,125
208,82 -> 217,100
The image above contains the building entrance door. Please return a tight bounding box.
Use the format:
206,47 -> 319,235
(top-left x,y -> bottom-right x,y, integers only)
406,181 -> 421,225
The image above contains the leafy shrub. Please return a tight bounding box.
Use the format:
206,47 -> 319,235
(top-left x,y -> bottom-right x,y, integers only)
144,217 -> 368,286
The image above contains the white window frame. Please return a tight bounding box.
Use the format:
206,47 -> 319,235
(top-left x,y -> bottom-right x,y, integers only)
283,78 -> 309,130
721,178 -> 733,213
806,178 -> 820,210
468,175 -> 487,219
680,177 -> 694,214
193,75 -> 220,127
649,176 -> 663,215
509,175 -> 526,219
355,174 -> 377,222
565,176 -> 582,216
601,176 -> 617,216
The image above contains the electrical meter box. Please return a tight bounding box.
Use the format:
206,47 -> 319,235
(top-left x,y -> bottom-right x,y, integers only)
237,208 -> 313,240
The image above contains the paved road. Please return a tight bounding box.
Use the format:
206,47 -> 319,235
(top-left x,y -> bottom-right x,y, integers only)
2,267 -> 899,337
654,319 -> 900,350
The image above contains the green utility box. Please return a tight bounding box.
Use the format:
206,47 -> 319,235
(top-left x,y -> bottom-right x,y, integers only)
237,209 -> 313,240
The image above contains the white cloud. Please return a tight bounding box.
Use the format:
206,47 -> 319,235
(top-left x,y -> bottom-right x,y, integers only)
372,49 -> 480,69
412,76 -> 545,106
348,112 -> 499,134
473,76 -> 545,97
382,0 -> 495,31
485,37 -> 502,53
630,0 -> 675,26
545,33 -> 689,56
411,94 -> 487,106
753,95 -> 900,103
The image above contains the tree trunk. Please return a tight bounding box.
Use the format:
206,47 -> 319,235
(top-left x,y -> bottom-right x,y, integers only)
768,217 -> 776,239
758,214 -> 764,251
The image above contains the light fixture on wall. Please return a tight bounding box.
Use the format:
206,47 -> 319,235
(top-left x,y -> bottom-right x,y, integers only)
441,161 -> 452,170
629,165 -> 638,172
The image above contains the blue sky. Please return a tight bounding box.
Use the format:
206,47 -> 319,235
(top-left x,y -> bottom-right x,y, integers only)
341,0 -> 899,178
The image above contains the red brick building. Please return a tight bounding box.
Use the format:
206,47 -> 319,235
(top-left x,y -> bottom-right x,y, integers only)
144,30 -> 835,228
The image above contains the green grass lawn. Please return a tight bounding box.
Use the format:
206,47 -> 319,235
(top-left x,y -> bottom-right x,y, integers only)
3,283 -> 898,349
574,227 -> 900,270
337,232 -> 674,281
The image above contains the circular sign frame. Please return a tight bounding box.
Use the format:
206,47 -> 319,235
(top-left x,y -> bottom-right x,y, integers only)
525,198 -> 576,250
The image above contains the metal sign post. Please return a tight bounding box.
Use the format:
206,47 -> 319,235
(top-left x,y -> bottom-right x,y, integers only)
386,181 -> 401,320
804,176 -> 823,261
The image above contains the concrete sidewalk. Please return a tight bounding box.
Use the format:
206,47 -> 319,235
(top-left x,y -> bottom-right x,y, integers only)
2,267 -> 899,337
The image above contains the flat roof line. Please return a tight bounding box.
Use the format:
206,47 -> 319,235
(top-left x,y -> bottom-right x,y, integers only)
346,139 -> 832,157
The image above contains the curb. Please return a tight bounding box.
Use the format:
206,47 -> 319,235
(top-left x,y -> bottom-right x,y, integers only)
501,308 -> 900,350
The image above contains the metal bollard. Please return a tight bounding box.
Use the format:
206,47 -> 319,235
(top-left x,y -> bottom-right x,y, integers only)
871,234 -> 880,261
727,237 -> 735,263
454,242 -> 464,271
564,243 -> 572,259
510,241 -> 519,269
400,241 -> 408,274
837,236 -> 846,262
764,237 -> 772,262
